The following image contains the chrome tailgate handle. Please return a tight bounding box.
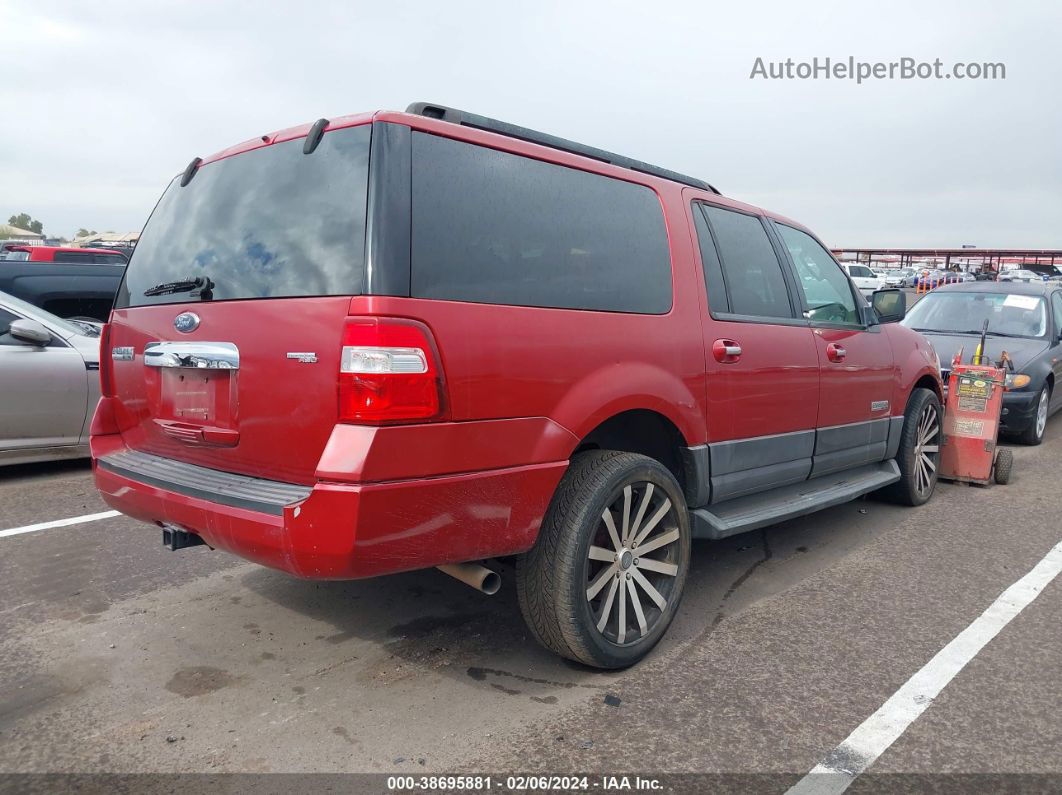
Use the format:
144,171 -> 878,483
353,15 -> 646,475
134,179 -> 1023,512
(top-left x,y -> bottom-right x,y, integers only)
144,341 -> 239,370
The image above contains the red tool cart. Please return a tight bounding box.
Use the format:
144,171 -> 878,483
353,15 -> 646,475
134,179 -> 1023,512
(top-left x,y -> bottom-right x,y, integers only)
939,323 -> 1014,486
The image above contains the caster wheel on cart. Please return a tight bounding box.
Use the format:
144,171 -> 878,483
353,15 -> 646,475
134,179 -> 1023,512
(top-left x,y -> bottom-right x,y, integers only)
994,449 -> 1014,485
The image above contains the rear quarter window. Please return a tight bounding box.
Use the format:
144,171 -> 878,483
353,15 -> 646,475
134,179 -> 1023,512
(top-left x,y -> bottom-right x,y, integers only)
410,133 -> 672,313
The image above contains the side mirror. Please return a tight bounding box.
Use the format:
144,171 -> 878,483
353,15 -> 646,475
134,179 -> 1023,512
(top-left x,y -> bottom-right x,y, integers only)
871,288 -> 906,324
9,318 -> 52,346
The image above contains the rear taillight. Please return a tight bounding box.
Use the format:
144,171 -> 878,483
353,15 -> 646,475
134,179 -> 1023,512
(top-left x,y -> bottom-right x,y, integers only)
99,323 -> 114,398
338,317 -> 447,424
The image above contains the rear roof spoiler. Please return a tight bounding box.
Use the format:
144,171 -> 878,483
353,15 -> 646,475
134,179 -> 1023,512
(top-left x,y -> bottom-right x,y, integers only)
405,102 -> 720,195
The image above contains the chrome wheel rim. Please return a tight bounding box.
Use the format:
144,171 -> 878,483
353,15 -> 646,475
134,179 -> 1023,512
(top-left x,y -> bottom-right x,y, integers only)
913,403 -> 940,497
585,482 -> 681,646
1036,389 -> 1049,438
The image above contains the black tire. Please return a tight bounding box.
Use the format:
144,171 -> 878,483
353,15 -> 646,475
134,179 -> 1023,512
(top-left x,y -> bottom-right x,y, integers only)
515,451 -> 691,669
880,388 -> 942,506
1015,385 -> 1050,446
994,448 -> 1014,485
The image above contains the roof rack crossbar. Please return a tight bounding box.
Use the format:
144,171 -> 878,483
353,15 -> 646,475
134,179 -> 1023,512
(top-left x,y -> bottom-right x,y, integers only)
405,102 -> 719,195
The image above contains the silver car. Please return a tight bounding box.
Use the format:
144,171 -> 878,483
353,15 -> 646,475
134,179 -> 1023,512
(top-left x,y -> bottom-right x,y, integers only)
0,291 -> 102,466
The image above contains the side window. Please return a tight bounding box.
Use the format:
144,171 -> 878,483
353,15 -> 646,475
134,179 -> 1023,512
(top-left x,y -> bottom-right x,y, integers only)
410,133 -> 672,313
701,205 -> 794,319
1052,293 -> 1062,338
691,204 -> 729,313
776,224 -> 859,325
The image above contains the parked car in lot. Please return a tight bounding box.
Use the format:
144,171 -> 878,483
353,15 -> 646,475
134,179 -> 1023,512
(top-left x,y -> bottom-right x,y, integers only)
841,263 -> 886,295
914,269 -> 965,289
999,269 -> 1046,283
903,281 -> 1062,445
0,291 -> 102,466
1,245 -> 128,265
92,103 -> 943,668
883,269 -> 917,288
0,262 -> 124,321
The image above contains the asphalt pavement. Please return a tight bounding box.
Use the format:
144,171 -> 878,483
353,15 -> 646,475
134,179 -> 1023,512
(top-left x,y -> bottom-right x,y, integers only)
0,416 -> 1059,792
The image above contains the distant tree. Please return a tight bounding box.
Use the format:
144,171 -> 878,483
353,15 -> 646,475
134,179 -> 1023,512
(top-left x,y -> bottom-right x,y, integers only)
76,228 -> 99,238
8,213 -> 44,235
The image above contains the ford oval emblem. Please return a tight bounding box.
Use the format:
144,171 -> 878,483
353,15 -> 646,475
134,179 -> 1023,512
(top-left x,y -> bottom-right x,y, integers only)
174,312 -> 200,333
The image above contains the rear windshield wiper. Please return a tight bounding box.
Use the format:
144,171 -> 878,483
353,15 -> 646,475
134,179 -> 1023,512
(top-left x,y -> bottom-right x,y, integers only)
143,276 -> 214,299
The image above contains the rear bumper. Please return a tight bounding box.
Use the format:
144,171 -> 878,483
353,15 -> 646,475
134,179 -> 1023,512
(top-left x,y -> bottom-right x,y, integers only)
93,445 -> 566,580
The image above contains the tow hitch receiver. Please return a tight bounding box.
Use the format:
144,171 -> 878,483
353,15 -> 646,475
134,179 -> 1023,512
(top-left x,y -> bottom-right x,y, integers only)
161,523 -> 206,550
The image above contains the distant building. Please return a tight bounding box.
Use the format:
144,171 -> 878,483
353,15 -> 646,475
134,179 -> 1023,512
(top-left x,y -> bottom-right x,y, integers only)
72,231 -> 138,250
0,224 -> 45,241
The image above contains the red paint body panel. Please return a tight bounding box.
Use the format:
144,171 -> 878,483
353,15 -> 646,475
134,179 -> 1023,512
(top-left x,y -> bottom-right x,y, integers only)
315,418 -> 578,483
702,320 -> 820,440
107,297 -> 353,484
5,245 -> 127,262
813,326 -> 896,427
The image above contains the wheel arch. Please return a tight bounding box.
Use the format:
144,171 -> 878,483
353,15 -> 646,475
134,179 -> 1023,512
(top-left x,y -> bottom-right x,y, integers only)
570,408 -> 692,499
913,372 -> 943,402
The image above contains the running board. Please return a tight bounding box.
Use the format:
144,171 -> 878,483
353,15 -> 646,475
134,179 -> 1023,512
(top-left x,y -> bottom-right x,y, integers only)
689,460 -> 901,540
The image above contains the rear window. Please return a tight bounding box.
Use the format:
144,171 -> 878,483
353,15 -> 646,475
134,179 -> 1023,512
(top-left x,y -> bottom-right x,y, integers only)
55,251 -> 128,265
410,132 -> 672,313
847,265 -> 874,278
117,124 -> 371,307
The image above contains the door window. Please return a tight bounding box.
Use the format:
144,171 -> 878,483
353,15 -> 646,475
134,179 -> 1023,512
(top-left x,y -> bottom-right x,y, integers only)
777,224 -> 859,325
1052,292 -> 1062,337
699,205 -> 794,319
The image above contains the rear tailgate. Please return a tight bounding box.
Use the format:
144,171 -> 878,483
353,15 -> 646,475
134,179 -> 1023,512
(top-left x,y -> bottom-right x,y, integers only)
108,297 -> 351,485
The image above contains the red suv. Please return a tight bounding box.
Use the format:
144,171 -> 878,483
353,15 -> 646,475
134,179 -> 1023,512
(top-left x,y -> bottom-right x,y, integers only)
92,103 -> 942,668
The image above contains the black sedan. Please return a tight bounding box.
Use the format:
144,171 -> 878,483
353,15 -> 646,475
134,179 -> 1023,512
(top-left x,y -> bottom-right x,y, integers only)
902,281 -> 1062,445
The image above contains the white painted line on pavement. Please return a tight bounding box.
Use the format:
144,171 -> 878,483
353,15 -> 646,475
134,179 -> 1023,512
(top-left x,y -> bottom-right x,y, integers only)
0,510 -> 121,539
788,539 -> 1062,795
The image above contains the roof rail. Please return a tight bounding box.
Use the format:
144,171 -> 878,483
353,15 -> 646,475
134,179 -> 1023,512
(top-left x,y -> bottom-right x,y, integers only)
405,102 -> 720,195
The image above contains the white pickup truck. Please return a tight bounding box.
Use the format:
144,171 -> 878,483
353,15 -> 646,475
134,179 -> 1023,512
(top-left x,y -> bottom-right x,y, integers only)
842,263 -> 886,295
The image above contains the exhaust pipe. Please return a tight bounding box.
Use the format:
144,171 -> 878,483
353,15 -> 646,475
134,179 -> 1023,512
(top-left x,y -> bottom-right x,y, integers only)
436,562 -> 501,595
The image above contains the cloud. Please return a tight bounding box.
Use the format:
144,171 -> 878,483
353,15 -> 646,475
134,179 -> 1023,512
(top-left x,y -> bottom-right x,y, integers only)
2,0 -> 1060,246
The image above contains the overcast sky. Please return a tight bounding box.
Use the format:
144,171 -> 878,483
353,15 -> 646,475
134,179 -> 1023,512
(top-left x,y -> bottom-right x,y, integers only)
2,0 -> 1060,248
